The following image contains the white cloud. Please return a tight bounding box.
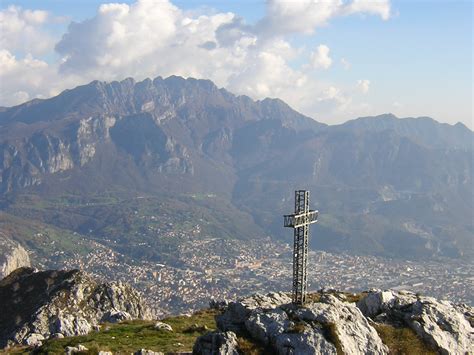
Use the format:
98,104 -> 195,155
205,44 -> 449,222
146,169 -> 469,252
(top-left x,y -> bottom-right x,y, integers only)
227,41 -> 306,99
310,44 -> 332,69
258,0 -> 391,35
259,0 -> 342,35
357,79 -> 370,94
0,0 -> 394,124
0,6 -> 55,56
343,0 -> 391,20
341,58 -> 351,70
0,50 -> 50,106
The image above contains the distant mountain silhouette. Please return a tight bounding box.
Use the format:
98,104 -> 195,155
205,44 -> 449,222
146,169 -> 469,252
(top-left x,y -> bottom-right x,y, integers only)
0,76 -> 472,259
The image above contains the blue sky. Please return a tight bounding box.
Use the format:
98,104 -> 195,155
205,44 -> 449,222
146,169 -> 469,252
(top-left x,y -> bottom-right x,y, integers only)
1,0 -> 472,128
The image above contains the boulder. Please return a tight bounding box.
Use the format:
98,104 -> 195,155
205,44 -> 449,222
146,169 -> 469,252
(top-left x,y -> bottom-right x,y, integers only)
217,292 -> 291,332
50,333 -> 64,339
356,290 -> 394,317
65,344 -> 89,354
193,331 -> 239,355
23,333 -> 44,347
54,314 -> 92,337
101,310 -> 132,323
154,321 -> 173,332
295,295 -> 389,354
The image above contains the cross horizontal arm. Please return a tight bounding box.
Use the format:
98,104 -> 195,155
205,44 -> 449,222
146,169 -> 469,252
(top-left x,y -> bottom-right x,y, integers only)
284,210 -> 318,228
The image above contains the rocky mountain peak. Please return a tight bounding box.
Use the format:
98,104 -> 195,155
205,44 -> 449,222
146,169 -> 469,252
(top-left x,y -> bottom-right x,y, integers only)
339,113 -> 473,149
0,267 -> 152,348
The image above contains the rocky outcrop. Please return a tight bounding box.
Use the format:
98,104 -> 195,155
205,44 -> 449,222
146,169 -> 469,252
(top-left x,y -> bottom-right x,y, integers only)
193,331 -> 239,355
216,292 -> 291,332
294,294 -> 389,354
210,291 -> 388,355
201,290 -> 473,355
0,239 -> 30,279
0,267 -> 152,348
357,289 -> 474,355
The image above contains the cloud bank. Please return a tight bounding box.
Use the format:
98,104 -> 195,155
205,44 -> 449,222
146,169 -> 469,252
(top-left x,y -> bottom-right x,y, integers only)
0,0 -> 392,122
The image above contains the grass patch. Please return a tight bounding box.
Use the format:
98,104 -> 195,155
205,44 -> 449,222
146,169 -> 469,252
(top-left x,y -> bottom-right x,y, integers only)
306,292 -> 322,304
234,328 -> 270,355
306,291 -> 365,304
236,336 -> 268,355
0,346 -> 31,355
321,322 -> 344,355
343,292 -> 367,303
34,309 -> 219,354
373,323 -> 437,355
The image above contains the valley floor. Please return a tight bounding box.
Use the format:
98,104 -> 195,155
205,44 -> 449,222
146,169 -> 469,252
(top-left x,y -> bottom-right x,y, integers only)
42,236 -> 473,316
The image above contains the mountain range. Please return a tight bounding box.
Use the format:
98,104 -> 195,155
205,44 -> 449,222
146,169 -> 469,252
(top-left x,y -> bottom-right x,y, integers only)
0,75 -> 472,263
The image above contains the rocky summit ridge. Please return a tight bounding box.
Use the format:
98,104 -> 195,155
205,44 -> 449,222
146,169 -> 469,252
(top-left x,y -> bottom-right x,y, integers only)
195,290 -> 473,355
1,268 -> 472,354
0,267 -> 152,348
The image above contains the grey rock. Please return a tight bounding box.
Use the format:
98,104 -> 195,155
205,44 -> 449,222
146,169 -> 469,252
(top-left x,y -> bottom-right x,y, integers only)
244,308 -> 290,345
217,292 -> 291,332
274,329 -> 337,355
193,331 -> 239,355
407,298 -> 473,354
66,344 -> 89,354
23,333 -> 44,347
98,352 -> 113,355
0,239 -> 30,279
209,299 -> 228,311
0,267 -> 152,347
101,310 -> 132,323
54,314 -> 91,337
154,321 -> 173,332
356,290 -> 394,318
296,295 -> 389,355
50,332 -> 64,339
358,290 -> 474,354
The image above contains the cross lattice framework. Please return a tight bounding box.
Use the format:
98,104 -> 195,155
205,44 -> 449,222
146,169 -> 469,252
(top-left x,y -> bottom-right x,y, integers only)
284,190 -> 318,305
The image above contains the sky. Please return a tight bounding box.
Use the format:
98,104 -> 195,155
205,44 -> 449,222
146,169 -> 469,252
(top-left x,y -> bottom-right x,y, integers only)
0,0 -> 472,128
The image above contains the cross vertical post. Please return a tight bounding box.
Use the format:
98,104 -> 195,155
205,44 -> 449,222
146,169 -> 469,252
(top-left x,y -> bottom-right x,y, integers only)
284,190 -> 318,305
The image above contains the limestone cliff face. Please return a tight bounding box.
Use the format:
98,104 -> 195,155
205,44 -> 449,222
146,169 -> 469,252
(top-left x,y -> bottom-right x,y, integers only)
0,239 -> 30,279
0,114 -> 116,193
0,109 -> 194,192
0,267 -> 152,348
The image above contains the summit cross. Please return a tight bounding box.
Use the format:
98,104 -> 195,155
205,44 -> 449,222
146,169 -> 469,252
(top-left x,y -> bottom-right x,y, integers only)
284,190 -> 319,305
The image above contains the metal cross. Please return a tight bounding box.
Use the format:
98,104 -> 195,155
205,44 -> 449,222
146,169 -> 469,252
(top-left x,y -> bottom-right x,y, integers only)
284,190 -> 318,305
